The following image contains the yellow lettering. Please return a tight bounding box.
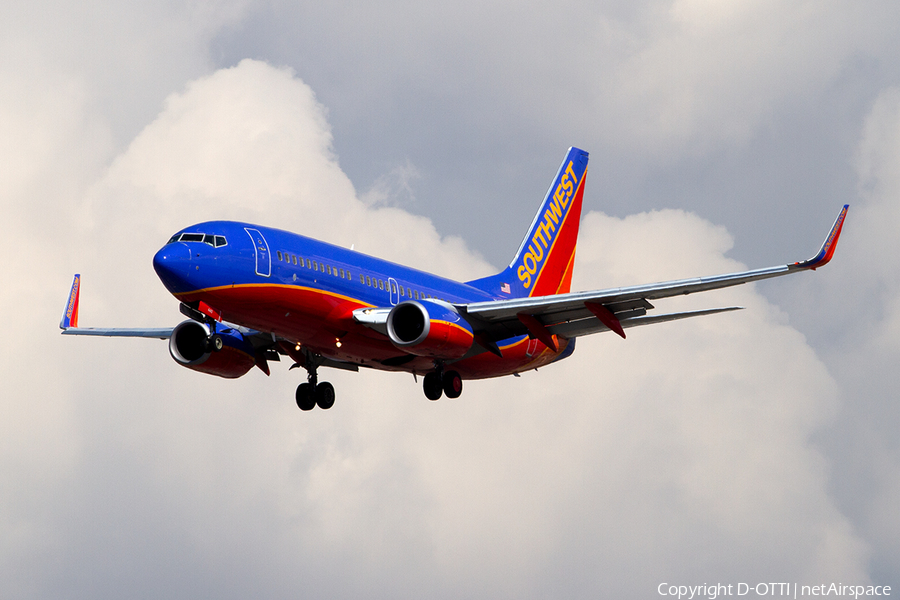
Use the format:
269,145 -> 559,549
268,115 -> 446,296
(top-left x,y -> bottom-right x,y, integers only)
528,241 -> 544,263
564,161 -> 578,187
547,199 -> 562,224
541,222 -> 553,246
557,161 -> 578,209
542,210 -> 558,234
524,252 -> 538,275
533,227 -> 549,250
66,280 -> 79,319
518,265 -> 531,288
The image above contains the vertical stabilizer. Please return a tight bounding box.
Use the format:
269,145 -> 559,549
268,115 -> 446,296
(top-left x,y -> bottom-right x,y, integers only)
466,147 -> 589,299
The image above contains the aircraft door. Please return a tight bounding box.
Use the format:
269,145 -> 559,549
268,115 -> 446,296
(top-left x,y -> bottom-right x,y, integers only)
388,277 -> 400,306
244,228 -> 271,277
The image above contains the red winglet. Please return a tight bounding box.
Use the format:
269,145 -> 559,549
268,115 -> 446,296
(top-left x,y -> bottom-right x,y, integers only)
795,205 -> 849,270
60,274 -> 81,329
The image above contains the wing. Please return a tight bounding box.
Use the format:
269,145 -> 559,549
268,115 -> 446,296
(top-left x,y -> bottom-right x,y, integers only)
460,205 -> 848,349
59,274 -> 361,376
58,275 -> 174,339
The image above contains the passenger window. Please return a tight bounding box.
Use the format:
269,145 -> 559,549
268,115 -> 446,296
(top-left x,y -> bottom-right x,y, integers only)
306,259 -> 311,268
360,274 -> 365,284
340,268 -> 345,278
326,265 -> 331,275
366,275 -> 371,286
378,280 -> 384,290
414,290 -> 419,299
400,286 -> 405,297
277,251 -> 283,261
313,261 -> 318,271
292,255 -> 297,265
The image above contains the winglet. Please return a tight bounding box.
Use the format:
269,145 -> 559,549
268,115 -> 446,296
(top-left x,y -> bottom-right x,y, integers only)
60,274 -> 81,330
794,205 -> 849,270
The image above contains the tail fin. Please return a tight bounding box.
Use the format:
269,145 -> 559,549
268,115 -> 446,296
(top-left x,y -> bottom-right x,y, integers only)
467,147 -> 589,298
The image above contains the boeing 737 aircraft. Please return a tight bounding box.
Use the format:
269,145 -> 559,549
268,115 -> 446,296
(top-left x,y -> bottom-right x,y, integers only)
60,147 -> 848,410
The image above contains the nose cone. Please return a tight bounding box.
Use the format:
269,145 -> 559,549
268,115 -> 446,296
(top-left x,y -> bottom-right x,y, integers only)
153,243 -> 192,294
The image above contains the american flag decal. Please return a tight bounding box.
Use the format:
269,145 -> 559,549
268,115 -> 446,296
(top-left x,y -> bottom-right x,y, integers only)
501,283 -> 511,294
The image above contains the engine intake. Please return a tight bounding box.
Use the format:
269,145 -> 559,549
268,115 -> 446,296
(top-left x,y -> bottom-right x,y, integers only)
386,300 -> 474,359
168,320 -> 256,379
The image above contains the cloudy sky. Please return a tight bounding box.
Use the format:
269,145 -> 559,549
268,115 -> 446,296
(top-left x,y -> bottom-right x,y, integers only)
2,0 -> 900,597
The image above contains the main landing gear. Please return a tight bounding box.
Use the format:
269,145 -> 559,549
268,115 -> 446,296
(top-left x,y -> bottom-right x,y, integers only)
423,368 -> 463,401
295,360 -> 335,411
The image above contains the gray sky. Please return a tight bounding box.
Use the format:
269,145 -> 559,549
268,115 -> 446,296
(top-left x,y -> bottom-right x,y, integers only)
2,0 -> 900,597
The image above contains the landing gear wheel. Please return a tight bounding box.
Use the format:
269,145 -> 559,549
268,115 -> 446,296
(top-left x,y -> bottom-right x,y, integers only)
443,370 -> 462,399
295,383 -> 316,411
315,382 -> 335,409
423,372 -> 443,401
209,334 -> 224,352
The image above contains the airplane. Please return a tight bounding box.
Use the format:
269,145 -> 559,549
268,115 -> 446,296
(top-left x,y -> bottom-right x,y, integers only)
60,147 -> 849,410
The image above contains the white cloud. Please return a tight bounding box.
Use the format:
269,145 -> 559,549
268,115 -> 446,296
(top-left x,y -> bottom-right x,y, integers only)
0,59 -> 871,597
801,86 -> 900,577
591,0 -> 900,156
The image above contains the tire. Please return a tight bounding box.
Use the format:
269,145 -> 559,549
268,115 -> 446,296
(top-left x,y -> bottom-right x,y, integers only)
296,383 -> 316,411
443,370 -> 463,399
210,334 -> 224,352
315,382 -> 335,410
423,372 -> 443,401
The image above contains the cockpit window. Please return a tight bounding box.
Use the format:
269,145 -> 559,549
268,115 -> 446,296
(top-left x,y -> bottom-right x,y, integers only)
166,232 -> 228,247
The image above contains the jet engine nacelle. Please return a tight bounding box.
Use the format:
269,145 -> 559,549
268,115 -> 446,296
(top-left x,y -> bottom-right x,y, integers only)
386,300 -> 474,359
168,320 -> 256,379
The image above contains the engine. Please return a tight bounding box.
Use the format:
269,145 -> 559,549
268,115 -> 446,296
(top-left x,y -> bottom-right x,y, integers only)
168,320 -> 256,379
386,300 -> 474,359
